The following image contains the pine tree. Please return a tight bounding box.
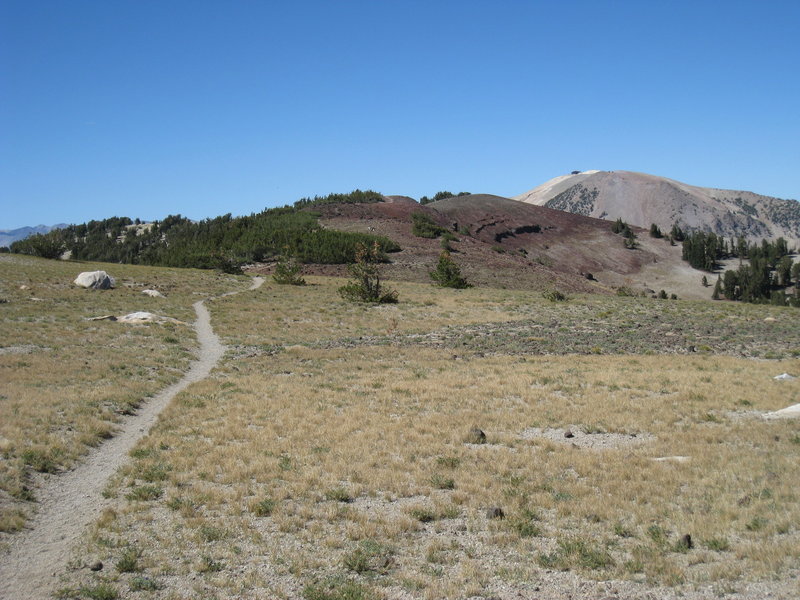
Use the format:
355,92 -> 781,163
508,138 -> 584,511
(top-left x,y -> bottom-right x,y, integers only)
430,251 -> 471,288
272,251 -> 306,285
338,242 -> 398,303
712,276 -> 722,300
723,270 -> 739,300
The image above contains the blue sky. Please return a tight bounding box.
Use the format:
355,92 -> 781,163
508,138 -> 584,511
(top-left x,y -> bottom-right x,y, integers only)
2,0 -> 799,229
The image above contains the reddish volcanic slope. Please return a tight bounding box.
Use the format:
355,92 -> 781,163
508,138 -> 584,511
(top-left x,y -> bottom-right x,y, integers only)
265,194 -> 699,296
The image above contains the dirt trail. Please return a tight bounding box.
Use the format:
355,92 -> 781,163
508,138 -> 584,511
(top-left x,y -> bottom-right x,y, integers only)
0,277 -> 264,600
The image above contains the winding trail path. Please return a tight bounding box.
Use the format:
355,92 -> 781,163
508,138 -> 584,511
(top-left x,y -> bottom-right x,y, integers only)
0,277 -> 264,600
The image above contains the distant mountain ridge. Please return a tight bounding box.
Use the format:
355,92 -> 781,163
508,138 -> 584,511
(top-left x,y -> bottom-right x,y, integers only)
0,224 -> 67,248
514,170 -> 800,249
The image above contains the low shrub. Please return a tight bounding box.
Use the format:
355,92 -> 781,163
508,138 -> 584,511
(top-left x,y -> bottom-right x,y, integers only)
542,289 -> 569,302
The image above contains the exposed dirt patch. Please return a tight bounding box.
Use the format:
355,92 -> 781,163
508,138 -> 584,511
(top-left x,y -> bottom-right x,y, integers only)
521,426 -> 654,450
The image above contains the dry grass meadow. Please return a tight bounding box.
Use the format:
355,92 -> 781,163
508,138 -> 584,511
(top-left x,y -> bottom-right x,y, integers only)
0,255 -> 248,533
2,259 -> 799,599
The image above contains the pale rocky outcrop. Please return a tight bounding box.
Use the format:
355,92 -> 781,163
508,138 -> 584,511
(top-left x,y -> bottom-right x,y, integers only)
117,312 -> 184,324
86,311 -> 185,324
117,311 -> 161,323
74,271 -> 115,290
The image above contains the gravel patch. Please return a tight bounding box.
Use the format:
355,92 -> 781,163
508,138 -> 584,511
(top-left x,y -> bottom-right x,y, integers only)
520,426 -> 654,449
0,344 -> 50,355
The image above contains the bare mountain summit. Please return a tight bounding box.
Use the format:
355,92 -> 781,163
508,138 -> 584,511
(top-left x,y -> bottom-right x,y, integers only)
514,170 -> 800,249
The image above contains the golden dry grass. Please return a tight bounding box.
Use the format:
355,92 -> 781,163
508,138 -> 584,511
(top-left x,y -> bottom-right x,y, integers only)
210,276 -> 800,359
55,275 -> 800,598
208,275 -> 537,348
0,255 -> 248,532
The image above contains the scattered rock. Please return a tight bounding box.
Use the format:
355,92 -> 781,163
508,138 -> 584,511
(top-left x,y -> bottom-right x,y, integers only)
19,285 -> 29,290
74,271 -> 115,290
564,430 -> 575,439
465,427 -> 487,444
87,315 -> 117,321
486,507 -> 505,519
89,561 -> 103,571
764,317 -> 776,322
773,373 -> 796,381
141,289 -> 165,298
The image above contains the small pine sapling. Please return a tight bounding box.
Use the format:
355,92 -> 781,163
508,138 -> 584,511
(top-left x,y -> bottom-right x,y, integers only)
430,251 -> 471,289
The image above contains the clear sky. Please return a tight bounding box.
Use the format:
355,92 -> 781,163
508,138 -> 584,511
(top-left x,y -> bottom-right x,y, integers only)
2,0 -> 799,229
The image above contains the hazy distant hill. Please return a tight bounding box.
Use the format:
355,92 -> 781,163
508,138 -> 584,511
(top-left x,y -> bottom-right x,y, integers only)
0,224 -> 66,248
514,170 -> 800,249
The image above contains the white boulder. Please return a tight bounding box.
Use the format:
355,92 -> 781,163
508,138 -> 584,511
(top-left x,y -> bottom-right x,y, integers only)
116,312 -> 184,324
117,311 -> 160,323
74,271 -> 115,290
141,289 -> 165,298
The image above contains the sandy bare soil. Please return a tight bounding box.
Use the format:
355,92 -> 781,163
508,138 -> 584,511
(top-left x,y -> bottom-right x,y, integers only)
0,277 -> 263,600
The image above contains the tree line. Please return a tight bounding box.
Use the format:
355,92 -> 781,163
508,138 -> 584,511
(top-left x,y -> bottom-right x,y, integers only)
680,231 -> 798,305
10,191 -> 400,271
682,231 -> 791,273
419,191 -> 471,205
